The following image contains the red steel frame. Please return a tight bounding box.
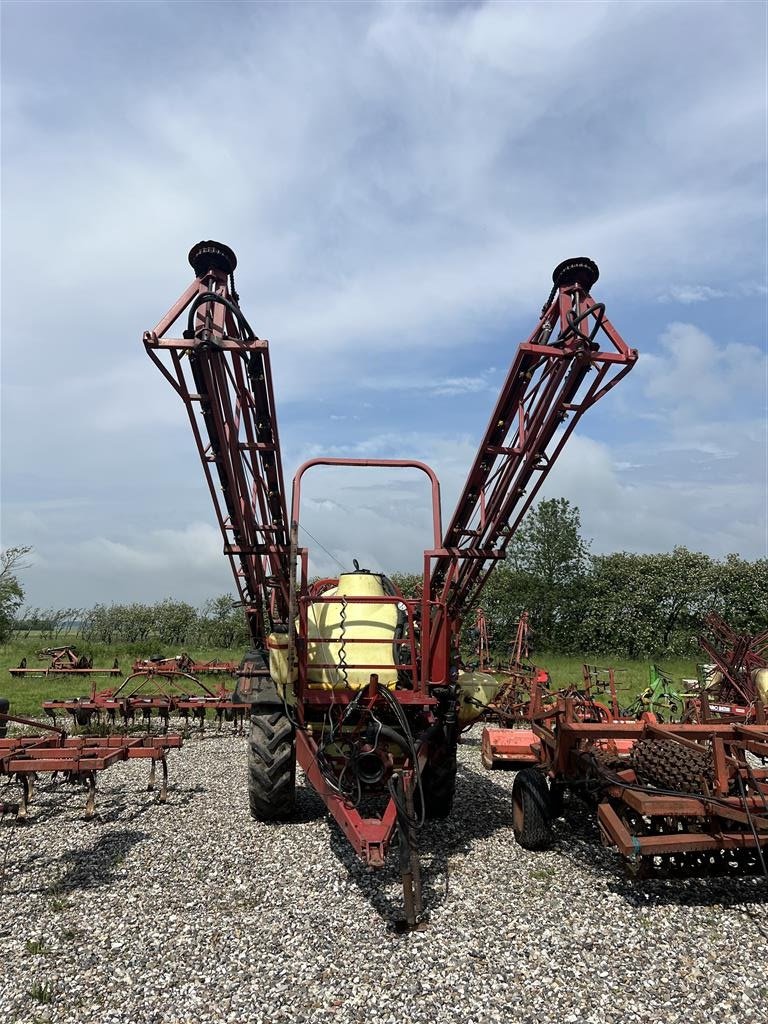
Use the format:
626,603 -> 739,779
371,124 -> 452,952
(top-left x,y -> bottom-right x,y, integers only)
143,244 -> 290,648
42,670 -> 248,734
11,645 -> 121,678
289,459 -> 449,865
430,262 -> 637,627
0,713 -> 182,821
694,613 -> 768,721
472,608 -> 492,673
534,698 -> 768,868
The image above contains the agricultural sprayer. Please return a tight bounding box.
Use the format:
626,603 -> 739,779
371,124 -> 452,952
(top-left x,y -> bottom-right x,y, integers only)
144,242 -> 636,923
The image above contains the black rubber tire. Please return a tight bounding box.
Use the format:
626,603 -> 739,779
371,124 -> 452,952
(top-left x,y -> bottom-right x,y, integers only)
549,780 -> 566,819
75,708 -> 92,728
512,768 -> 553,850
248,710 -> 296,821
420,740 -> 457,819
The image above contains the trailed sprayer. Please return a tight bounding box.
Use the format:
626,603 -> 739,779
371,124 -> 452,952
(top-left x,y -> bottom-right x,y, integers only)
144,243 -> 636,922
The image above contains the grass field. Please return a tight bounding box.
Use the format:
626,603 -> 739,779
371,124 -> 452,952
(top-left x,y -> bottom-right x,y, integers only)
0,637 -> 701,719
0,639 -> 241,718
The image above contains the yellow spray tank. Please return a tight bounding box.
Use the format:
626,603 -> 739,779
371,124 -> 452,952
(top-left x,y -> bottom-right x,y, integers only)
268,570 -> 400,691
754,668 -> 768,707
456,671 -> 504,728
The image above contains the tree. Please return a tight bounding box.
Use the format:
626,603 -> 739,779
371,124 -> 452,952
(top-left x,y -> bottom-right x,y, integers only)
503,498 -> 590,650
0,546 -> 32,643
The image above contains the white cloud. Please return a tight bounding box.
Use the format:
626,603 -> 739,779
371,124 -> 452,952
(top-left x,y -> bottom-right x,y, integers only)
658,282 -> 767,304
639,322 -> 767,414
2,2 -> 766,607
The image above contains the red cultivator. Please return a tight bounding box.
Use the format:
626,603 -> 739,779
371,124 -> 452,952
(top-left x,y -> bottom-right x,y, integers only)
145,243 -> 636,923
42,668 -> 248,734
508,696 -> 768,876
10,646 -> 121,678
0,713 -> 182,822
481,664 -> 622,768
131,654 -> 238,676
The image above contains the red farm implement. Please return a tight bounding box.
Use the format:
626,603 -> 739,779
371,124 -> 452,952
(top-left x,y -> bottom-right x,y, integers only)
144,243 -> 636,924
481,662 -> 624,769
10,646 -> 121,678
42,668 -> 248,734
509,696 -> 768,876
131,654 -> 238,676
0,713 -> 182,822
466,608 -> 493,674
686,614 -> 768,723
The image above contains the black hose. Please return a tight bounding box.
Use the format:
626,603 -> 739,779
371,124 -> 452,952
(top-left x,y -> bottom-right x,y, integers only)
184,292 -> 257,340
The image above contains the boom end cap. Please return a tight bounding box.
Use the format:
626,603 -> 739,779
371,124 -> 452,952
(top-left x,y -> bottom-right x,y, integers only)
188,240 -> 238,277
552,257 -> 599,292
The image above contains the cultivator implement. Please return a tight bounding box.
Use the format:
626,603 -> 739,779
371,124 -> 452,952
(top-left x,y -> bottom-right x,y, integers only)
0,713 -> 182,822
10,646 -> 121,677
131,654 -> 238,676
42,669 -> 249,734
480,666 -> 622,768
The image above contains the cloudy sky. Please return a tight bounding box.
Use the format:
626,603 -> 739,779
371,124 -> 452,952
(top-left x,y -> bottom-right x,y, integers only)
1,0 -> 766,610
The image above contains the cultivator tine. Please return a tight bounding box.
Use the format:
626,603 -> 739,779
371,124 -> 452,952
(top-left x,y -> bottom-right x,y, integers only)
84,772 -> 97,820
159,757 -> 168,804
147,759 -> 156,792
16,774 -> 32,824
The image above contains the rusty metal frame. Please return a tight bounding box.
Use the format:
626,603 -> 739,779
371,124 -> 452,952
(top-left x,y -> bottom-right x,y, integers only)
0,713 -> 183,821
143,250 -> 290,647
432,271 -> 637,622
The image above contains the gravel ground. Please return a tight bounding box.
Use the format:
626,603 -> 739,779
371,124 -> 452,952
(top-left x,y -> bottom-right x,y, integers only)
0,728 -> 766,1024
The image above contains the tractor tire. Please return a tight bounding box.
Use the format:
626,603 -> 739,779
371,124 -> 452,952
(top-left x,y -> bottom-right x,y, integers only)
511,768 -> 553,850
420,740 -> 457,819
248,710 -> 296,821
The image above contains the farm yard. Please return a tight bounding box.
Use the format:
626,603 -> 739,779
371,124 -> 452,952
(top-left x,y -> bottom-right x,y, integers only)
1,727 -> 766,1024
3,3 -> 768,1023
0,639 -> 700,719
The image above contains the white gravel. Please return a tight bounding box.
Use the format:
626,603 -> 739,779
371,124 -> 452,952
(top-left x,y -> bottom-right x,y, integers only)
0,727 -> 766,1024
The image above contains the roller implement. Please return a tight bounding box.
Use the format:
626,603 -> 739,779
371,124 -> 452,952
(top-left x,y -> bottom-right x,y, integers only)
145,243 -> 636,923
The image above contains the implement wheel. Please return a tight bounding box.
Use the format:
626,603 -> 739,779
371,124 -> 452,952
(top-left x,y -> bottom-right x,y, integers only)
248,710 -> 296,821
512,769 -> 553,850
420,740 -> 457,819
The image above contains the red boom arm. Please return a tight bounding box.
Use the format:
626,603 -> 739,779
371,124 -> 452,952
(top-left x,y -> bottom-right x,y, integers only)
143,241 -> 290,648
431,257 -> 637,621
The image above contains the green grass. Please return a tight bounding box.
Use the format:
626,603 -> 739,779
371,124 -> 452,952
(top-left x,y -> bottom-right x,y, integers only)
0,639 -> 241,718
1,636 -> 700,719
27,983 -> 54,1005
532,651 -> 700,705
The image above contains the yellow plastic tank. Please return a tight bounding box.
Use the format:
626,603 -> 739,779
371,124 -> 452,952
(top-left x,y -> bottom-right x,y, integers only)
267,572 -> 400,691
456,671 -> 503,727
754,668 -> 768,707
